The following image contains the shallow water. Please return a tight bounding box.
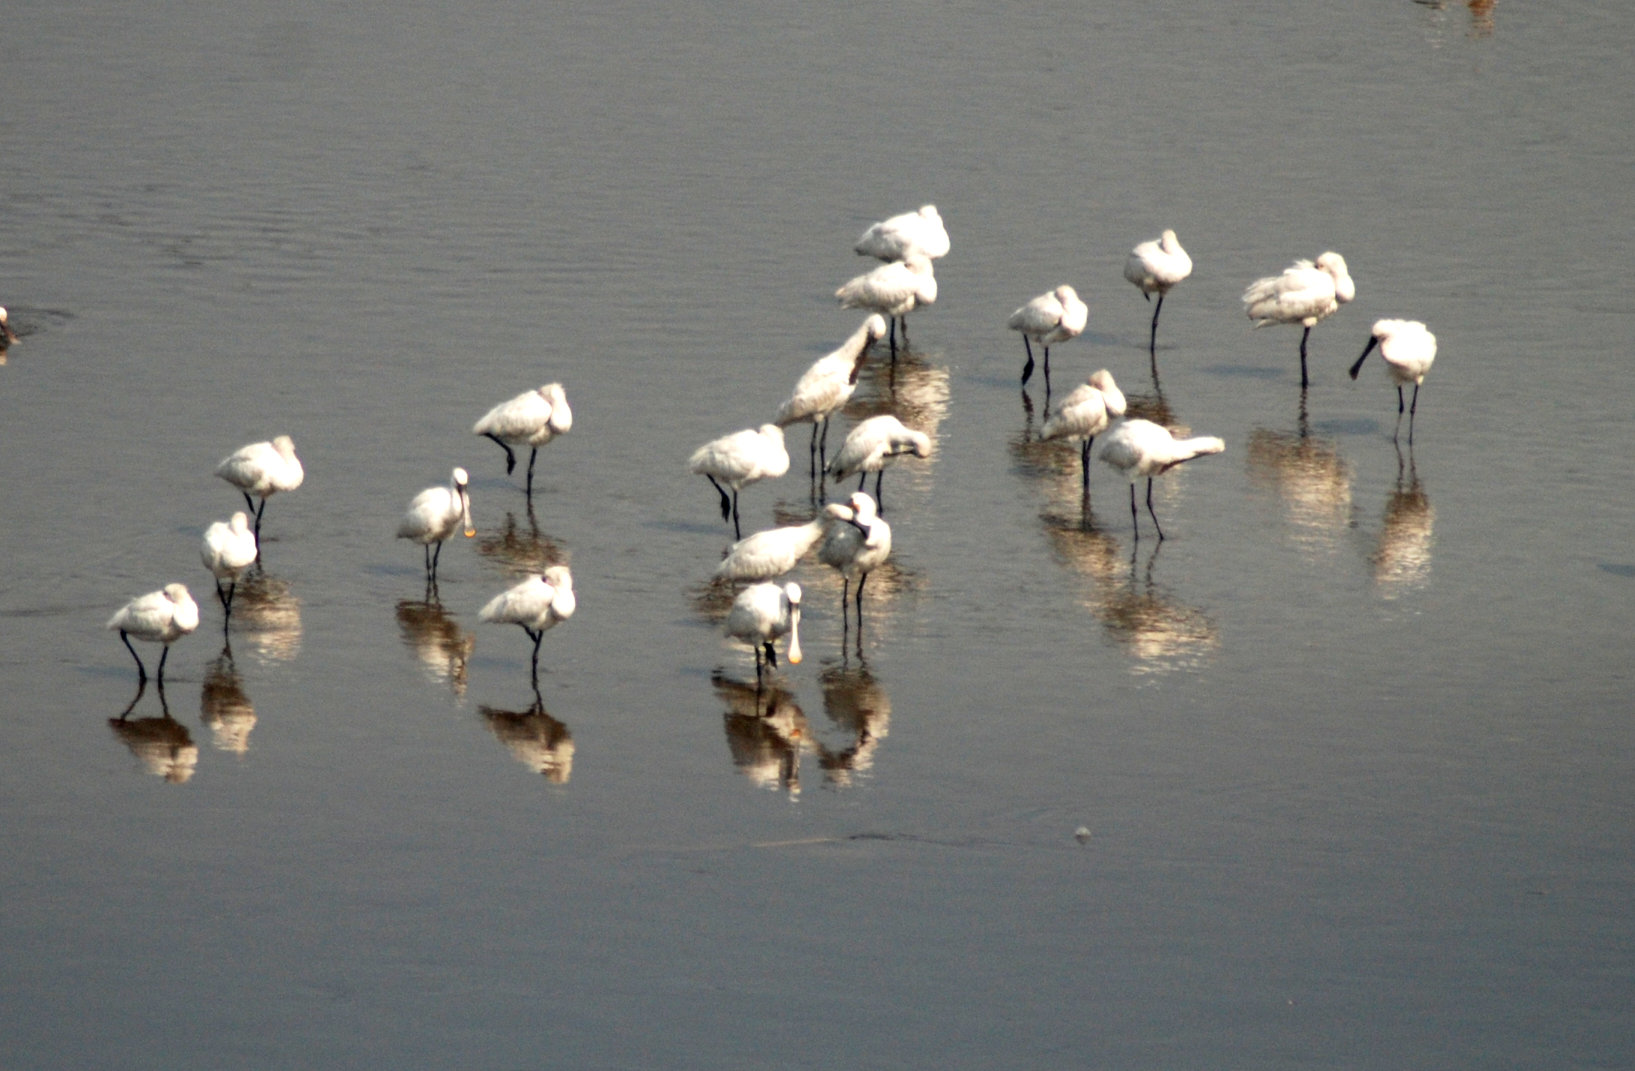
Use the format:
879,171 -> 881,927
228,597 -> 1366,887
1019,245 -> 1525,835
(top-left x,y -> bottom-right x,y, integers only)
4,1 -> 1635,1067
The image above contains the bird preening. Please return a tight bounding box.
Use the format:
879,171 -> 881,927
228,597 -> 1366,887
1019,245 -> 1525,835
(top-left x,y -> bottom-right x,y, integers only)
215,434 -> 304,546
1008,284 -> 1089,395
690,423 -> 790,540
108,583 -> 200,685
472,382 -> 573,500
1243,252 -> 1356,388
1124,229 -> 1192,359
479,564 -> 576,686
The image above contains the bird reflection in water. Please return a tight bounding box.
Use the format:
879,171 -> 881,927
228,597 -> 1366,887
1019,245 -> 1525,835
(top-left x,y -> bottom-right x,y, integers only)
836,348 -> 948,503
1371,443 -> 1435,597
713,670 -> 809,797
229,569 -> 302,665
1246,396 -> 1353,558
815,660 -> 892,788
396,596 -> 475,696
474,507 -> 566,576
108,681 -> 199,783
1043,516 -> 1219,674
200,645 -> 256,754
479,693 -> 574,783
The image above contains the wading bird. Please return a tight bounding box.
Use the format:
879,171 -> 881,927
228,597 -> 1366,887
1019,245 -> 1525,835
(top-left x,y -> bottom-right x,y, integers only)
1124,230 -> 1192,356
725,581 -> 802,686
775,314 -> 887,476
107,583 -> 200,684
398,467 -> 474,582
200,511 -> 258,615
689,424 -> 790,540
1243,252 -> 1355,388
1100,419 -> 1226,540
827,414 -> 931,511
1008,284 -> 1088,392
836,254 -> 938,356
1350,319 -> 1436,442
479,564 -> 576,684
818,491 -> 892,629
714,517 -> 829,585
1039,370 -> 1128,494
853,204 -> 950,262
472,382 -> 573,499
215,435 -> 304,543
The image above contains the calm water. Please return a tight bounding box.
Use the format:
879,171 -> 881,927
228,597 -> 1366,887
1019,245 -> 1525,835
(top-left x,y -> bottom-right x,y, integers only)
4,1 -> 1634,1067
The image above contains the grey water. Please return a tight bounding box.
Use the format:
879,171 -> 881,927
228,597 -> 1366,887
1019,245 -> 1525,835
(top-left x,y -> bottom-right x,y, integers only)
3,1 -> 1634,1067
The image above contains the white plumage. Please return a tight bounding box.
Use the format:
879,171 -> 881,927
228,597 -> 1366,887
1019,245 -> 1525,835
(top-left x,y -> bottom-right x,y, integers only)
1007,284 -> 1089,390
827,414 -> 931,510
1124,230 -> 1193,354
836,254 -> 938,354
398,467 -> 474,581
1350,319 -> 1437,441
853,204 -> 950,262
1040,370 -> 1128,493
215,435 -> 304,540
818,491 -> 892,626
1243,252 -> 1356,387
107,583 -> 200,683
480,564 -> 576,682
775,314 -> 888,474
1099,419 -> 1226,540
725,581 -> 803,682
472,382 -> 573,497
689,424 -> 790,539
200,511 -> 258,614
714,518 -> 828,584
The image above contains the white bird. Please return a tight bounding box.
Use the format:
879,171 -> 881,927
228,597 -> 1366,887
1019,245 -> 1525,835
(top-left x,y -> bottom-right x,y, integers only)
1124,229 -> 1193,355
1099,419 -> 1226,540
689,424 -> 790,540
199,511 -> 258,615
836,254 -> 938,356
827,414 -> 932,511
1008,285 -> 1089,392
775,314 -> 888,476
818,491 -> 892,629
714,517 -> 829,585
724,581 -> 803,685
0,306 -> 17,346
1350,319 -> 1437,442
472,382 -> 573,498
479,564 -> 576,684
853,204 -> 951,262
1040,370 -> 1128,494
107,583 -> 200,684
215,435 -> 304,543
1243,252 -> 1356,387
397,467 -> 474,582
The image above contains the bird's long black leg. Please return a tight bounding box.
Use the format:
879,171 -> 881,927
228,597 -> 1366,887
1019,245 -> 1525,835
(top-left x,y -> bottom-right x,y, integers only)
819,418 -> 831,474
485,432 -> 517,475
873,470 -> 884,511
888,318 -> 898,359
156,644 -> 171,684
120,630 -> 148,684
431,539 -> 445,581
731,492 -> 742,540
1043,347 -> 1052,396
808,423 -> 819,478
855,572 -> 868,630
1021,337 -> 1035,385
1299,327 -> 1312,388
530,629 -> 543,686
1081,439 -> 1093,494
1128,483 -> 1141,540
526,448 -> 538,499
707,475 -> 731,523
1150,294 -> 1164,356
1147,478 -> 1165,541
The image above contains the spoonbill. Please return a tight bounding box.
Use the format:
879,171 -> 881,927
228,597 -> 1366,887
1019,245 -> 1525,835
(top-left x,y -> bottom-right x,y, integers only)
398,467 -> 474,582
725,581 -> 802,685
199,511 -> 258,615
479,564 -> 576,683
472,382 -> 573,498
1243,252 -> 1355,387
853,204 -> 951,262
1123,230 -> 1192,355
215,435 -> 304,542
1099,419 -> 1226,540
1040,370 -> 1128,494
714,516 -> 828,584
1008,284 -> 1089,392
818,491 -> 892,628
1350,319 -> 1436,441
827,414 -> 931,511
0,307 -> 17,346
836,254 -> 938,355
774,314 -> 888,475
107,583 -> 200,684
689,424 -> 790,540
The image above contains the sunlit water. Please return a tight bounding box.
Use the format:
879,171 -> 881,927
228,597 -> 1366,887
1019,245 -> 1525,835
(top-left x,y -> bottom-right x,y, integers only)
4,1 -> 1634,1067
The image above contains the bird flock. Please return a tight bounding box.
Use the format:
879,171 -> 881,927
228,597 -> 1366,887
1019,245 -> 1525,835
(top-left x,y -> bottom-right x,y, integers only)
98,202 -> 1438,703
